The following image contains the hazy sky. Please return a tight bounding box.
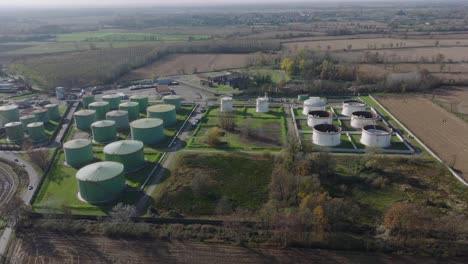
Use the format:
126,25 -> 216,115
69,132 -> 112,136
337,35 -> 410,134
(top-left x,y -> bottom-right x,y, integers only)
1,0 -> 390,7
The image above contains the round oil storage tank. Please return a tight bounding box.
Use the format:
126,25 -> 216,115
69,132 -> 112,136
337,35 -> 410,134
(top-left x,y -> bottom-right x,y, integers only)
0,104 -> 20,126
88,101 -> 110,120
104,140 -> 145,173
82,95 -> 95,109
350,111 -> 378,129
20,115 -> 36,131
5,122 -> 24,142
74,110 -> 96,131
256,97 -> 269,113
312,124 -> 342,147
342,99 -> 367,117
64,139 -> 93,167
130,94 -> 148,113
119,102 -> 140,121
106,110 -> 129,131
298,94 -> 309,102
33,108 -> 49,124
27,122 -> 47,143
303,97 -> 327,115
220,97 -> 233,112
45,104 -> 60,121
102,94 -> 121,110
130,118 -> 165,145
147,104 -> 176,126
91,120 -> 116,144
307,110 -> 333,128
55,87 -> 65,100
163,95 -> 182,110
76,161 -> 125,204
360,125 -> 392,148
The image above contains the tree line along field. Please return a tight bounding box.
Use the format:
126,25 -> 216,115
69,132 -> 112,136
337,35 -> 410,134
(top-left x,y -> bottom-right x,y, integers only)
55,32 -> 212,42
431,87 -> 468,122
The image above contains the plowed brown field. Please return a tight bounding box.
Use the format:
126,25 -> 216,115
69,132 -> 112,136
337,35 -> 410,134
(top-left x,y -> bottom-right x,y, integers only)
9,232 -> 468,264
376,95 -> 468,179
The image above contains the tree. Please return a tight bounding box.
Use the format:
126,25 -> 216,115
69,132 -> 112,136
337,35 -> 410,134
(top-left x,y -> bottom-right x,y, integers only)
215,196 -> 233,214
24,142 -> 49,171
191,173 -> 210,197
218,112 -> 236,131
280,57 -> 295,77
284,131 -> 301,162
109,203 -> 137,222
205,127 -> 222,146
312,205 -> 329,240
0,196 -> 30,227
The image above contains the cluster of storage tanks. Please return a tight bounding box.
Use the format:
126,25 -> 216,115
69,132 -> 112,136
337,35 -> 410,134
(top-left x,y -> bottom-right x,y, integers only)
75,93 -> 183,146
0,103 -> 62,144
301,97 -> 393,148
220,96 -> 270,113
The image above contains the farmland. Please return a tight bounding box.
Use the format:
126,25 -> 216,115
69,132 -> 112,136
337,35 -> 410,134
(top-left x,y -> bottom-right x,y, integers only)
376,94 -> 468,180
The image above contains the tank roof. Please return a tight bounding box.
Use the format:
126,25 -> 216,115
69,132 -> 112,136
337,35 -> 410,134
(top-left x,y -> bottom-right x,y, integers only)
89,101 -> 109,107
304,97 -> 326,107
27,122 -> 44,128
75,109 -> 96,116
130,118 -> 163,128
103,140 -> 143,155
221,97 -> 233,101
106,110 -> 128,117
351,111 -> 377,119
91,120 -> 116,128
362,125 -> 392,134
20,115 -> 35,120
5,121 -> 22,127
308,110 -> 332,118
76,161 -> 124,182
344,99 -> 366,106
147,104 -> 175,112
0,105 -> 18,111
45,104 -> 58,108
130,94 -> 148,99
102,94 -> 120,99
257,97 -> 269,102
120,102 -> 139,107
163,95 -> 181,100
64,139 -> 92,149
33,108 -> 48,114
314,124 -> 342,133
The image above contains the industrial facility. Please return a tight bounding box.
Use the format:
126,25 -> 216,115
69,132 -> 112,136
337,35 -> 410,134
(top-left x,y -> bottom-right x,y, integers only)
307,110 -> 333,128
350,111 -> 378,128
45,104 -> 60,121
88,101 -> 110,120
220,97 -> 233,112
119,102 -> 140,121
64,139 -> 94,167
147,104 -> 176,126
5,122 -> 24,142
312,124 -> 342,147
0,104 -> 20,127
27,122 -> 47,143
91,120 -> 116,144
102,94 -> 122,110
130,118 -> 165,145
130,94 -> 148,113
33,108 -> 50,124
103,140 -> 145,173
106,110 -> 130,131
74,110 -> 97,131
163,95 -> 182,110
82,95 -> 95,109
76,161 -> 126,204
303,97 -> 327,115
360,125 -> 393,148
342,99 -> 367,116
20,115 -> 36,131
256,97 -> 269,113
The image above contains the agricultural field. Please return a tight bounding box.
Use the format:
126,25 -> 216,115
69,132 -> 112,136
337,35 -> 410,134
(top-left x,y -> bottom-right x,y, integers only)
189,106 -> 287,150
376,94 -> 468,180
430,87 -> 468,122
121,53 -> 253,80
55,32 -> 212,42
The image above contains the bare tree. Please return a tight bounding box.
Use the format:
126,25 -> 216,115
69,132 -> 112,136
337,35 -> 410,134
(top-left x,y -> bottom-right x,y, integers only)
218,112 -> 236,131
109,203 -> 137,222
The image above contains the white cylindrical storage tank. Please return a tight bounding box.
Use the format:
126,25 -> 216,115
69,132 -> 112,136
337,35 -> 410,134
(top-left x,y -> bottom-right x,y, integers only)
303,97 -> 327,115
220,97 -> 233,112
360,125 -> 392,148
342,99 -> 367,116
312,124 -> 342,147
55,87 -> 65,100
256,97 -> 269,113
350,111 -> 378,129
307,110 -> 333,128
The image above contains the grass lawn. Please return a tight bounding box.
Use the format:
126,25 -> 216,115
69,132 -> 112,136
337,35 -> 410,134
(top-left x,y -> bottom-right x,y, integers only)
152,152 -> 273,217
244,68 -> 289,84
189,106 -> 287,150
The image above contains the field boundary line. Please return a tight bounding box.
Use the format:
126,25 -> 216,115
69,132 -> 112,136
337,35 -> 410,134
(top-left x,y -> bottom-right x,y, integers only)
369,94 -> 468,187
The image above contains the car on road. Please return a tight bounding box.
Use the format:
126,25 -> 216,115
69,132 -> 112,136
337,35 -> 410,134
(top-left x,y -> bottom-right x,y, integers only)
14,158 -> 18,162
20,163 -> 25,167
28,186 -> 33,190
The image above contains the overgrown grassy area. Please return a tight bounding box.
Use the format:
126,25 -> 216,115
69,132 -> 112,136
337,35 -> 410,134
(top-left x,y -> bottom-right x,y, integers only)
189,106 -> 287,150
152,152 -> 273,217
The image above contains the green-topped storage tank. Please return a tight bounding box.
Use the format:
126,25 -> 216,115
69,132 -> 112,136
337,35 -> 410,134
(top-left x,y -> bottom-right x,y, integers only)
82,95 -> 95,109
88,101 -> 110,120
119,102 -> 140,121
5,122 -> 24,142
74,109 -> 96,131
147,104 -> 176,126
76,161 -> 125,204
106,110 -> 129,131
130,94 -> 148,113
20,115 -> 36,131
45,104 -> 60,121
27,122 -> 47,143
102,94 -> 121,110
33,108 -> 50,124
0,105 -> 20,127
91,120 -> 116,144
64,139 -> 93,167
130,118 -> 164,145
163,95 -> 182,110
103,140 -> 145,173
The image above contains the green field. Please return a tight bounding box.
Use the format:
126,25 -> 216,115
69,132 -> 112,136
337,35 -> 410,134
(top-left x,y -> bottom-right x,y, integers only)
55,32 -> 212,42
189,106 -> 287,150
